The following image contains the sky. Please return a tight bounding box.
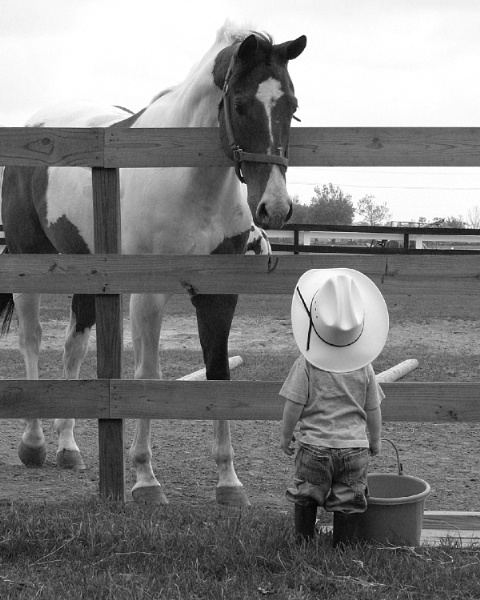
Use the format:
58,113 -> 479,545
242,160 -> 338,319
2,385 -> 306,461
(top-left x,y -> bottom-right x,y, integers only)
2,0 -> 480,223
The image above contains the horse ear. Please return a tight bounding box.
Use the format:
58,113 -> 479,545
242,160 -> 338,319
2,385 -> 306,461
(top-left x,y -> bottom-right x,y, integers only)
237,34 -> 259,62
280,35 -> 307,61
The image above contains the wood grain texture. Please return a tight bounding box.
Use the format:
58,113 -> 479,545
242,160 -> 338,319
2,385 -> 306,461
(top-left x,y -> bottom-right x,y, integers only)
2,127 -> 480,168
104,128 -> 230,168
380,383 -> 480,422
109,381 -> 480,422
0,127 -> 103,166
104,127 -> 480,168
0,380 -> 109,418
288,127 -> 480,167
423,511 -> 480,531
110,380 -> 285,420
0,380 -> 478,422
92,167 -> 125,501
0,254 -> 479,295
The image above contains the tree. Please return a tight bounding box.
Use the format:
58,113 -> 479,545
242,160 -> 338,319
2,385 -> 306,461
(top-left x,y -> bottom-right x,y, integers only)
356,195 -> 392,225
289,195 -> 309,224
466,206 -> 480,228
306,184 -> 355,225
444,215 -> 466,228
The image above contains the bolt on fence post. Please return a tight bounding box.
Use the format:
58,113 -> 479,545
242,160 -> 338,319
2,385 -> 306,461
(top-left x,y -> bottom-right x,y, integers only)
92,166 -> 125,501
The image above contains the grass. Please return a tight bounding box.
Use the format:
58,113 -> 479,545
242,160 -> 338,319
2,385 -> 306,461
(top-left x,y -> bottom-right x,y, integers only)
1,499 -> 479,600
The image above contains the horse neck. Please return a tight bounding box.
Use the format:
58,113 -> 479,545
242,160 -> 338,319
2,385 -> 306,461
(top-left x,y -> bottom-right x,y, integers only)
135,49 -> 224,128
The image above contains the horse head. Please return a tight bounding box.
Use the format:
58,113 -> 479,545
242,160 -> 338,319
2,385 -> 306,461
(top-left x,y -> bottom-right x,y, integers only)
214,32 -> 306,230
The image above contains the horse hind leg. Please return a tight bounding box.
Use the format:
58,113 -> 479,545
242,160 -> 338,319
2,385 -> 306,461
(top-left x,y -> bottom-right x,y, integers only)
128,293 -> 170,504
192,293 -> 250,507
55,294 -> 95,470
15,293 -> 47,467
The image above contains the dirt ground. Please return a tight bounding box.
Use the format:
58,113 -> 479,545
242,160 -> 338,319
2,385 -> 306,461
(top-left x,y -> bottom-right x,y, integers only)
0,311 -> 479,514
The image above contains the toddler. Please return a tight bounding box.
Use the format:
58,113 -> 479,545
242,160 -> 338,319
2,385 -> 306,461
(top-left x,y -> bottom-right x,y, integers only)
280,268 -> 389,540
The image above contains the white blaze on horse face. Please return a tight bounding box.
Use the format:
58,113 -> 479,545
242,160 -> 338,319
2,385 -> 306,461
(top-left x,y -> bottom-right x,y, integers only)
255,78 -> 284,147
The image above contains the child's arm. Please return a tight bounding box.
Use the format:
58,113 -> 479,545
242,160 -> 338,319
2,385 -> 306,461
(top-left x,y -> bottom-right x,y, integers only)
366,405 -> 382,456
281,399 -> 304,456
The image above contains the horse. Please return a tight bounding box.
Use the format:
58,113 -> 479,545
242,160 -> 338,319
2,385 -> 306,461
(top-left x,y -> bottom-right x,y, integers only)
0,23 -> 306,506
246,225 -> 271,255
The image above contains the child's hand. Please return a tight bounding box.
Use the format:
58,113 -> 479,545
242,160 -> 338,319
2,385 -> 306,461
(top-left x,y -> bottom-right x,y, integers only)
369,439 -> 382,456
281,434 -> 296,456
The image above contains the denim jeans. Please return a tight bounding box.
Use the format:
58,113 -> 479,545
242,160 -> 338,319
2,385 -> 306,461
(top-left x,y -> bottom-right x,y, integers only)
286,444 -> 369,513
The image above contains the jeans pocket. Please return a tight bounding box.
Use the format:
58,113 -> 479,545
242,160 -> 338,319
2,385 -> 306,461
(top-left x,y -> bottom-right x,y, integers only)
297,447 -> 330,485
344,448 -> 369,486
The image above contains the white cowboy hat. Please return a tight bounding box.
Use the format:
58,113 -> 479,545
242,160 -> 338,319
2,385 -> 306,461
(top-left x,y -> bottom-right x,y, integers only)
291,268 -> 389,373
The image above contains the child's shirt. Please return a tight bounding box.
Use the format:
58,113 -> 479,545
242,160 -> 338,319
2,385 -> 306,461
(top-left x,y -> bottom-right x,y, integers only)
280,356 -> 385,448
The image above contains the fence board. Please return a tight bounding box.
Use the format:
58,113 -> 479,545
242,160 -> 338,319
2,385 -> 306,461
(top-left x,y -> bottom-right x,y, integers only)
92,167 -> 125,501
0,380 -> 109,418
0,127 -> 103,166
0,380 -> 478,420
91,126 -> 480,168
109,381 -> 480,422
0,254 -> 479,295
423,512 -> 480,531
104,128 -> 230,168
288,127 -> 480,167
2,127 -> 480,168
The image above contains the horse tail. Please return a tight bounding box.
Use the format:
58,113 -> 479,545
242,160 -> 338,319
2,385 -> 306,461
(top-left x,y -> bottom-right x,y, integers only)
0,247 -> 15,335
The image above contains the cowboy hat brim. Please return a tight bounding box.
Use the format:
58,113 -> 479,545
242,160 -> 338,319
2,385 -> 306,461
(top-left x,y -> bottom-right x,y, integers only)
291,268 -> 389,373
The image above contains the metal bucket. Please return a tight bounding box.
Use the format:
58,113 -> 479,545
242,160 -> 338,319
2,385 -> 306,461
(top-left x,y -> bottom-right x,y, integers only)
333,439 -> 431,546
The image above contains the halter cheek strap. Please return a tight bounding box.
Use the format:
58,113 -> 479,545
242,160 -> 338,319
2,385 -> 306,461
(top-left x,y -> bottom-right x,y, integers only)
222,55 -> 289,183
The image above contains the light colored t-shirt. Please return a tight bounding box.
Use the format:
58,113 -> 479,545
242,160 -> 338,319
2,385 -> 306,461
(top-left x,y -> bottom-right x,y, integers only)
279,356 -> 384,448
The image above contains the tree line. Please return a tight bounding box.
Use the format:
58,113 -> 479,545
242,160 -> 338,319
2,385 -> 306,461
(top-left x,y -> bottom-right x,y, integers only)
290,184 -> 477,228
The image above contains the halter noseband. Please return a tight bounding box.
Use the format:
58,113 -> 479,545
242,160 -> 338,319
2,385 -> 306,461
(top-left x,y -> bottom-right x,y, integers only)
222,55 -> 289,184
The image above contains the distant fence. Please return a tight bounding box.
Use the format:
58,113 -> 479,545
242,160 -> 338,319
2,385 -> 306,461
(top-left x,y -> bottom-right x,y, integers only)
269,223 -> 480,254
1,127 -> 480,506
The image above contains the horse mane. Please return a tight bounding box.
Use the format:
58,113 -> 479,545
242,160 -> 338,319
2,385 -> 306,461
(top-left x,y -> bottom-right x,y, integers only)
149,87 -> 177,105
215,21 -> 273,48
148,22 -> 273,108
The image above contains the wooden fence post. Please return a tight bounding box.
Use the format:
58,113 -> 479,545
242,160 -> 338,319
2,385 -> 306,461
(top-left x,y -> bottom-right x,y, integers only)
92,167 -> 125,501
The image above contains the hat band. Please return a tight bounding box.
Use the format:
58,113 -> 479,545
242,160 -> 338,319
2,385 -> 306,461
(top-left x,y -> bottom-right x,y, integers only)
295,286 -> 364,351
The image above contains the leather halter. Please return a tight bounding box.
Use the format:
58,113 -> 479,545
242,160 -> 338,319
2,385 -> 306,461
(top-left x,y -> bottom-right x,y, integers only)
222,55 -> 289,184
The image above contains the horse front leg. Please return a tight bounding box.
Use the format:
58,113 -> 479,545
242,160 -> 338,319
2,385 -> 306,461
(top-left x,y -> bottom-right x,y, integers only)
191,293 -> 250,507
15,293 -> 47,467
128,293 -> 170,504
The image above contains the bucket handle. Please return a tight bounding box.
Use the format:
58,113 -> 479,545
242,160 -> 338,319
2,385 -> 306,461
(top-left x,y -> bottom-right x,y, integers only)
380,438 -> 404,475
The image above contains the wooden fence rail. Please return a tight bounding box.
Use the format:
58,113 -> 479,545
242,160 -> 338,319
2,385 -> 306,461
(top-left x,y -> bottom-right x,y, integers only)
0,380 -> 478,422
3,127 -> 480,168
268,223 -> 480,254
0,253 -> 480,295
1,127 -> 480,515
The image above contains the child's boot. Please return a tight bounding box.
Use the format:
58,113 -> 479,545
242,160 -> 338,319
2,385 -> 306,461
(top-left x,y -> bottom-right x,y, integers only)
294,503 -> 317,541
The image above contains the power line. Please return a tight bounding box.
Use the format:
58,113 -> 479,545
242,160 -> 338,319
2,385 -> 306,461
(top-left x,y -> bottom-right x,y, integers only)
289,181 -> 480,191
291,167 -> 480,176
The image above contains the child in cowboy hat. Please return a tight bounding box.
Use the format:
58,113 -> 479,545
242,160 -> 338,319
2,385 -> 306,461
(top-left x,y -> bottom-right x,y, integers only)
280,268 -> 389,541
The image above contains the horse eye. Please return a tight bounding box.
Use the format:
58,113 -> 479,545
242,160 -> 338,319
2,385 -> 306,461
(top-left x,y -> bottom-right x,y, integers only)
234,101 -> 247,116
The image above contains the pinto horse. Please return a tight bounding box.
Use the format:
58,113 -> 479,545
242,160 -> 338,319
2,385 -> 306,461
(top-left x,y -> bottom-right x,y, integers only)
246,225 -> 271,255
0,24 -> 306,506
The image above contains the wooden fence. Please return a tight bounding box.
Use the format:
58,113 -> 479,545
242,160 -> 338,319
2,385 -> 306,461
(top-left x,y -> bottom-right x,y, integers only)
1,127 -> 480,538
268,223 -> 480,254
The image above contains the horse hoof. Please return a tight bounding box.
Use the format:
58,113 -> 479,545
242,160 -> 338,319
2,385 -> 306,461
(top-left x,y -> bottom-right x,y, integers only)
132,486 -> 169,505
56,449 -> 86,470
18,441 -> 47,467
216,486 -> 251,507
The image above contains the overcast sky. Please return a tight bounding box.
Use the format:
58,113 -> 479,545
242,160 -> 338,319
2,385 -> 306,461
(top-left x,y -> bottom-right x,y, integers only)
2,0 -> 480,223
